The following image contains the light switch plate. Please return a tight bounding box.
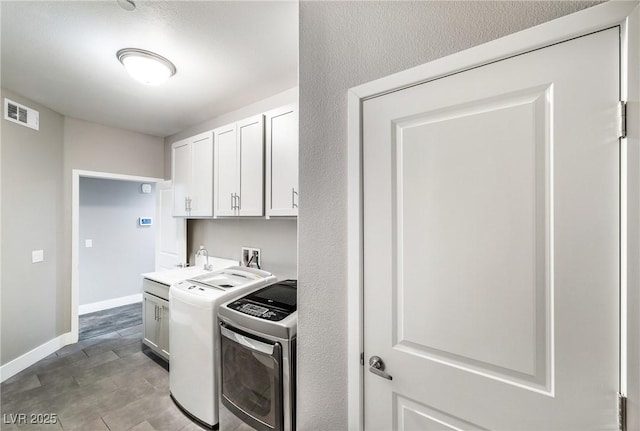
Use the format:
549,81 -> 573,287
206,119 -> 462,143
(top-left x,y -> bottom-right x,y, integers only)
32,250 -> 44,263
85,239 -> 93,248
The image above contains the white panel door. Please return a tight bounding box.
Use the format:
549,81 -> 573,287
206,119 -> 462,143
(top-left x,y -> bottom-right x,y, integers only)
238,115 -> 264,216
172,139 -> 190,216
190,132 -> 214,217
214,124 -> 238,216
266,105 -> 298,216
155,180 -> 186,270
363,29 -> 620,429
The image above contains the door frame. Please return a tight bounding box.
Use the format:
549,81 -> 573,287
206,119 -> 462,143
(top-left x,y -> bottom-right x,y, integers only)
70,169 -> 164,342
346,2 -> 640,430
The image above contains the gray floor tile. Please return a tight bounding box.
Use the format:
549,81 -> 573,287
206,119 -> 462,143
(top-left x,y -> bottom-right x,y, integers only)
113,340 -> 144,358
36,350 -> 120,386
117,323 -> 143,338
129,421 -> 157,431
178,422 -> 207,431
0,302 -> 204,431
145,400 -> 192,431
82,335 -> 140,358
101,389 -> 174,431
0,374 -> 41,397
57,388 -> 138,431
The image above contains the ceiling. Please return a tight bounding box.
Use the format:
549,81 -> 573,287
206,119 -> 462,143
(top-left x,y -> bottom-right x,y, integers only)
0,1 -> 298,137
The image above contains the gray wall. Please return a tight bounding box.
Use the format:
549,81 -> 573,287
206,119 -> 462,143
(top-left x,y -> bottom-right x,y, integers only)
187,219 -> 297,279
0,97 -> 165,367
297,1 -> 599,429
1,88 -> 64,365
79,178 -> 156,306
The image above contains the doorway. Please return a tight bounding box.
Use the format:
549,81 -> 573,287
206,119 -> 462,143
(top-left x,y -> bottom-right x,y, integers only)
78,177 -> 157,315
71,170 -> 163,342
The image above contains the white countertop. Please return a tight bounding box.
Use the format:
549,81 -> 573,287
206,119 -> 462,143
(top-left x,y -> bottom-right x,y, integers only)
142,257 -> 239,286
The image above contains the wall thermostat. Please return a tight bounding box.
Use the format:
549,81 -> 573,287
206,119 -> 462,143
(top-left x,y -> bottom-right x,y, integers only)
139,217 -> 153,226
141,183 -> 152,194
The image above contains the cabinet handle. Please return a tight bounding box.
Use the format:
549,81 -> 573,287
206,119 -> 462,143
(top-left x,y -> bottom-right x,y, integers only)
188,197 -> 192,212
235,193 -> 240,211
154,305 -> 157,321
230,193 -> 234,210
292,188 -> 298,209
184,197 -> 188,212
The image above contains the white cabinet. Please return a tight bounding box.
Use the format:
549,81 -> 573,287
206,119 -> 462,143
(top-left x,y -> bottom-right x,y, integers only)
265,105 -> 298,216
143,292 -> 170,361
214,115 -> 264,217
172,131 -> 213,217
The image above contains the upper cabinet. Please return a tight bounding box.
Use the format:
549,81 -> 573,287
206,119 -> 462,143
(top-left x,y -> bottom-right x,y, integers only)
172,131 -> 214,217
265,105 -> 298,217
214,115 -> 265,217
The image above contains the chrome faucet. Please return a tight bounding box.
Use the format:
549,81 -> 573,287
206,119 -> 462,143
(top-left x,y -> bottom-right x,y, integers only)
196,246 -> 212,271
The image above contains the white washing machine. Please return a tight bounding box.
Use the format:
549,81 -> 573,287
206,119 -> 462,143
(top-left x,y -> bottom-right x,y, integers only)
169,266 -> 277,429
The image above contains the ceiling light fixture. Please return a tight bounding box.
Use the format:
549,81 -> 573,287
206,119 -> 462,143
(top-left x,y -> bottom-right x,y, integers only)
116,0 -> 136,11
117,48 -> 176,86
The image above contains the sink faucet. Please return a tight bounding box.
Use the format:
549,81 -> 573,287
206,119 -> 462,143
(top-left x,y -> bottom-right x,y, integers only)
196,246 -> 212,271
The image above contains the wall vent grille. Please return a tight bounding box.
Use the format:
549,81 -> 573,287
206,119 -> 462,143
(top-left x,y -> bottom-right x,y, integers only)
4,98 -> 39,130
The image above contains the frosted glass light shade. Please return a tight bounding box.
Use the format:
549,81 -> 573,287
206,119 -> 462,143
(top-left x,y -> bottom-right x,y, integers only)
117,48 -> 176,86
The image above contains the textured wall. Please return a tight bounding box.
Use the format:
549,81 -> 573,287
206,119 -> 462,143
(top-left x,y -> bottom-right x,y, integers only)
297,2 -> 599,429
79,178 -> 156,305
1,88 -> 64,365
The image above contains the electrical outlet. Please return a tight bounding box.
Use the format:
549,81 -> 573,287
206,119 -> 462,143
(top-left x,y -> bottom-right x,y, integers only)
250,248 -> 261,269
241,247 -> 251,267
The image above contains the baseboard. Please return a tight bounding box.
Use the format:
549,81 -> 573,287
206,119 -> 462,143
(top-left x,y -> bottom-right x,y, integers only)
79,293 -> 142,315
0,332 -> 74,383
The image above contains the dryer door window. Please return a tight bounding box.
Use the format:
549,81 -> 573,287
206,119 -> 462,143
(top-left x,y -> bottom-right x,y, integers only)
220,325 -> 283,431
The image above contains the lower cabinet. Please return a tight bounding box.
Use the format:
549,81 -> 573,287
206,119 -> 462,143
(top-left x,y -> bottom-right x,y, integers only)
143,292 -> 170,361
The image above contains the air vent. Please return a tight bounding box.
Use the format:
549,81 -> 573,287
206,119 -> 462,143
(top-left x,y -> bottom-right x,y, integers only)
4,98 -> 39,130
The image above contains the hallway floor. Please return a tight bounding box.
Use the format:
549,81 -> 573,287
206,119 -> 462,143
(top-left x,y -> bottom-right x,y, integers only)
1,303 -> 254,431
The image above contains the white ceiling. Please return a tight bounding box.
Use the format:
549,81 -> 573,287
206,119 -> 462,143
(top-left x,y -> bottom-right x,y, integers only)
1,1 -> 298,137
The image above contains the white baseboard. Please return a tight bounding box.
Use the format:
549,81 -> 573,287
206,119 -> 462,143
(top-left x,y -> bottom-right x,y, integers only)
0,332 -> 74,383
78,293 -> 142,315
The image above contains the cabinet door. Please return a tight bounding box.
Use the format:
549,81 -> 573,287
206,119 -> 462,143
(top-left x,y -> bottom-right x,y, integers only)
190,132 -> 214,217
142,293 -> 160,351
238,115 -> 264,216
214,124 -> 238,216
266,105 -> 298,216
172,139 -> 191,216
159,302 -> 170,359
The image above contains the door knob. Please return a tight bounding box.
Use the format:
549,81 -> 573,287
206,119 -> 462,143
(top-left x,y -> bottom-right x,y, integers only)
369,355 -> 393,380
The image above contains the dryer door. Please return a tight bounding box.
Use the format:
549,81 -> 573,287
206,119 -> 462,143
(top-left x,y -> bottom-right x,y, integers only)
220,324 -> 283,431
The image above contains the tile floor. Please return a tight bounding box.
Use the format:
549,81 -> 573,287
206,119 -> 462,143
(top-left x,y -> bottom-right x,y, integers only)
0,303 -> 255,431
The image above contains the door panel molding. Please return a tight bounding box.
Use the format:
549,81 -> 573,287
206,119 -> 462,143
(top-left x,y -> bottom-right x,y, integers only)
347,2 -> 640,430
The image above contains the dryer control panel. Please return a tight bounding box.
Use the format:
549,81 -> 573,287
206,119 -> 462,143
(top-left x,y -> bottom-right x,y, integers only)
226,279 -> 297,322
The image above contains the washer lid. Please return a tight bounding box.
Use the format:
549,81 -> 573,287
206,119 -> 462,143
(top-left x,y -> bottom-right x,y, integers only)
188,266 -> 274,290
170,280 -> 228,306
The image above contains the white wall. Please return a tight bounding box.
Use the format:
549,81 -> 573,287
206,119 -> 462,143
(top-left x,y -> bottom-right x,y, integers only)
297,1 -> 600,429
79,178 -> 156,306
1,88 -> 64,366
